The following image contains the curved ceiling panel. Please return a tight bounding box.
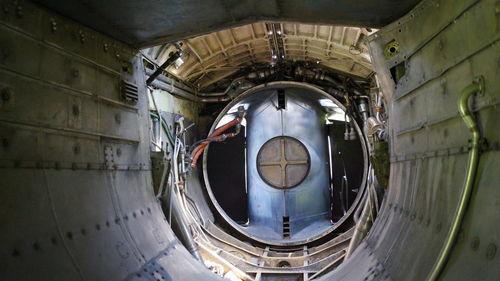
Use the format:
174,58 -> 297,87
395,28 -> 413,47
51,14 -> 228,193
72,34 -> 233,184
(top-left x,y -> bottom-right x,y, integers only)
143,22 -> 375,89
33,0 -> 420,47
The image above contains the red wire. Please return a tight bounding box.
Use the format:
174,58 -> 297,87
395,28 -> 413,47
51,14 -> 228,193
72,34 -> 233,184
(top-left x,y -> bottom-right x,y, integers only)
190,117 -> 241,168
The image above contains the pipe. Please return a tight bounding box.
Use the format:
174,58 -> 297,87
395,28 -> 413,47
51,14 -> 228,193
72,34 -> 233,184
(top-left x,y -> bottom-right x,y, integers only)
156,156 -> 170,199
197,77 -> 246,97
150,79 -> 234,102
160,136 -> 204,262
145,68 -> 196,94
358,98 -> 369,121
366,117 -> 383,136
199,96 -> 231,103
197,77 -> 254,102
197,92 -> 226,97
190,117 -> 242,168
149,90 -> 176,146
345,182 -> 375,258
146,51 -> 181,85
425,76 -> 485,281
149,80 -> 199,102
161,187 -> 204,262
353,193 -> 367,223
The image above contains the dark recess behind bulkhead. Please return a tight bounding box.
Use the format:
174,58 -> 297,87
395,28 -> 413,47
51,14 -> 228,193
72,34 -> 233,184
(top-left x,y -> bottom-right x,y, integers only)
207,126 -> 248,223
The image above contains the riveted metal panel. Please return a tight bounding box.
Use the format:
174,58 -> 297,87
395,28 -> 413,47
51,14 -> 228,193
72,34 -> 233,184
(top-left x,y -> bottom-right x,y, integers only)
322,0 -> 499,280
0,24 -> 41,76
0,168 -> 84,281
98,102 -> 140,142
44,169 -> 144,280
0,1 -> 222,281
39,47 -> 98,94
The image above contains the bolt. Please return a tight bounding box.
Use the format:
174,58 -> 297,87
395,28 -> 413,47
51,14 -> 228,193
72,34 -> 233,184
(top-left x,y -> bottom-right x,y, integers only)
485,243 -> 496,260
72,105 -> 79,116
50,18 -> 57,31
2,138 -> 8,148
11,249 -> 20,257
115,113 -> 121,124
79,30 -> 85,43
438,39 -> 445,51
1,48 -> 9,61
73,144 -> 80,154
471,236 -> 480,251
16,5 -> 23,18
457,230 -> 464,242
33,241 -> 40,251
435,222 -> 442,233
2,88 -> 12,102
103,43 -> 109,52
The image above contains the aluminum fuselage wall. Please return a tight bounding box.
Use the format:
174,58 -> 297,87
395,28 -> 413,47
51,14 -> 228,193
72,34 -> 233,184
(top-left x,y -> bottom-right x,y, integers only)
0,1 -> 220,280
321,0 -> 499,280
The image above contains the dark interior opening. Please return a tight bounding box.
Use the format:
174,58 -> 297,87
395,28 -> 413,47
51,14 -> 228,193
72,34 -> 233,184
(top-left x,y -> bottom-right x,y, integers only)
206,126 -> 248,223
328,121 -> 365,222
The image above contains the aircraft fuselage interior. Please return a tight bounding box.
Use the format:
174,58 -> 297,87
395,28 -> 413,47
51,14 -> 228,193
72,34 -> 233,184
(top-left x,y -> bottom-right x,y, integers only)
0,0 -> 498,280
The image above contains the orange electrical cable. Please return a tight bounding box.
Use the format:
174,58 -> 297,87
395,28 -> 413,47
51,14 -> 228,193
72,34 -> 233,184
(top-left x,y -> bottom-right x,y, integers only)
190,117 -> 241,168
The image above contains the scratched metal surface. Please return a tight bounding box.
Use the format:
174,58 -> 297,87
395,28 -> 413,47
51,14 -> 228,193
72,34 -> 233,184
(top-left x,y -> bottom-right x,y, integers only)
245,87 -> 331,242
320,0 -> 499,280
0,1 -> 221,280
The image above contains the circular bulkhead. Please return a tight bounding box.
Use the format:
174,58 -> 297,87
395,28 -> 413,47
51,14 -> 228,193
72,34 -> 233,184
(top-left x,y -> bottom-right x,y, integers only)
203,82 -> 368,245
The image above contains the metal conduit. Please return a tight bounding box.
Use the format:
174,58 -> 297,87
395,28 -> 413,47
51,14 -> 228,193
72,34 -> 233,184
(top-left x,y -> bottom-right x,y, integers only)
161,187 -> 204,262
425,76 -> 485,281
344,176 -> 375,259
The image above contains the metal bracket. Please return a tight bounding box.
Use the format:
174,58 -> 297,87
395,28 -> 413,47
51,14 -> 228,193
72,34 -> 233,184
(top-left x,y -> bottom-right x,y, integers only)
104,146 -> 114,169
473,76 -> 485,96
